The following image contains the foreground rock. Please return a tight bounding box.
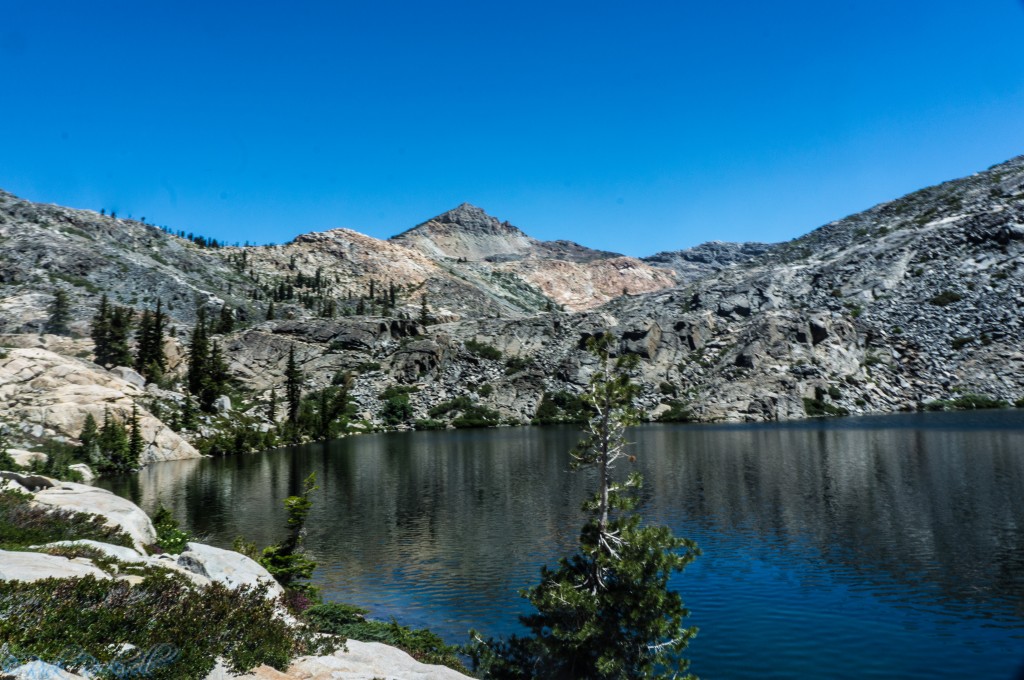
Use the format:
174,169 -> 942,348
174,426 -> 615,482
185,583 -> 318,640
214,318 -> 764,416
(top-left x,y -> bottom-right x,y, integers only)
206,641 -> 473,680
30,480 -> 158,551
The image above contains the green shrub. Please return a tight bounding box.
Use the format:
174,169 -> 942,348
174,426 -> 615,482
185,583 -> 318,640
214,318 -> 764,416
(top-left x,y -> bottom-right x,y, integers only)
451,405 -> 501,429
465,339 -> 502,361
950,337 -> 972,350
379,386 -> 417,425
657,400 -> 693,423
304,602 -> 465,673
929,290 -> 963,306
428,396 -> 473,419
413,419 -> 446,430
923,394 -> 1008,411
532,391 -> 591,425
477,384 -> 494,398
803,398 -> 849,418
152,505 -> 191,555
0,489 -> 133,550
504,356 -> 532,375
0,573 -> 332,680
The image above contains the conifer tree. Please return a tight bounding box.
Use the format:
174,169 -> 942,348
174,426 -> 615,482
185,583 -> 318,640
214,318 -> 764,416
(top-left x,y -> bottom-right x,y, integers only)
91,295 -> 111,365
420,293 -> 429,325
127,402 -> 144,469
98,408 -> 130,474
267,388 -> 278,422
188,307 -> 210,397
107,306 -> 133,367
266,301 -> 276,320
133,299 -> 168,382
469,333 -> 699,680
216,304 -> 235,334
45,290 -> 72,336
78,413 -> 100,464
285,346 -> 302,426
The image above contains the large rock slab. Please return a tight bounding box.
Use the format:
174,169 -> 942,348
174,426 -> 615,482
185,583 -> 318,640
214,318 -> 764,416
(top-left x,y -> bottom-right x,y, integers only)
31,482 -> 157,552
0,347 -> 200,464
0,549 -> 111,582
177,542 -> 284,599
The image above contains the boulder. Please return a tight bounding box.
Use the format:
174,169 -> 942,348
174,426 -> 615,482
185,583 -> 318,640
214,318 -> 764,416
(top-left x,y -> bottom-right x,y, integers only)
0,549 -> 111,582
109,366 -> 147,389
69,463 -> 95,483
0,347 -> 201,464
4,660 -> 87,680
31,482 -> 157,552
177,542 -> 284,599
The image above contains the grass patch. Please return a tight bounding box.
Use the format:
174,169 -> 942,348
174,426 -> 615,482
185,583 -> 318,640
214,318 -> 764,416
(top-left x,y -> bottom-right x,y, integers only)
465,339 -> 502,361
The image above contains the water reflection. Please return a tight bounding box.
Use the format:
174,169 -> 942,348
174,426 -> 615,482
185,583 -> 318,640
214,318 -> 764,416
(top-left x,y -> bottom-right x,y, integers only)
101,412 -> 1024,679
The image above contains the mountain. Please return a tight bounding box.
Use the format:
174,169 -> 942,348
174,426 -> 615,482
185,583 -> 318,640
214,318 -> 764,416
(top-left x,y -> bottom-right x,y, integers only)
2,154 -> 1023,461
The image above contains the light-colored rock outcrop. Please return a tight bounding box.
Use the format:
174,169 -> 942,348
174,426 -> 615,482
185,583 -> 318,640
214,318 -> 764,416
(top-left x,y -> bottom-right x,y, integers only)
176,542 -> 284,599
31,481 -> 157,551
209,641 -> 473,680
0,549 -> 112,582
0,346 -> 200,463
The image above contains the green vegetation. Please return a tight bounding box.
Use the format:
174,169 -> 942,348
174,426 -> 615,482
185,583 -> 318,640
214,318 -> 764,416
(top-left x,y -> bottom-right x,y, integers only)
77,408 -> 142,474
469,334 -> 699,679
255,473 -> 320,603
428,396 -> 501,428
44,289 -> 71,336
134,299 -> 168,382
803,398 -> 849,418
532,390 -> 591,425
657,400 -> 694,423
465,338 -> 503,361
91,294 -> 134,368
505,356 -> 533,375
379,385 -> 417,425
922,394 -> 1008,411
304,602 -> 466,672
152,505 -> 192,554
951,336 -> 972,350
0,573 -> 331,680
0,488 -> 134,550
188,307 -> 230,413
928,290 -> 963,306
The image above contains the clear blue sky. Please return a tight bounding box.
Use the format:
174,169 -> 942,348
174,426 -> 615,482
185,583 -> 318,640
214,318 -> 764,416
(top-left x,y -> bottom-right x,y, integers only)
2,1 -> 1023,256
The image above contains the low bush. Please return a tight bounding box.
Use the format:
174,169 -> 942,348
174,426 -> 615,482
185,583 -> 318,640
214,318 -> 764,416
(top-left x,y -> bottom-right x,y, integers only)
929,290 -> 963,306
465,339 -> 502,361
0,489 -> 134,550
304,602 -> 465,673
803,398 -> 849,418
0,572 -> 332,680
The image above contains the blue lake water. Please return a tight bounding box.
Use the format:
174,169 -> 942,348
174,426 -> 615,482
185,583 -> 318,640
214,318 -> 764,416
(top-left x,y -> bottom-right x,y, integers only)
102,411 -> 1024,678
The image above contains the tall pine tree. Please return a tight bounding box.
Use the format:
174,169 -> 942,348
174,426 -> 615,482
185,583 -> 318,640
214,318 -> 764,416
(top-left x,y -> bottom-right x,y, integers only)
45,290 -> 72,336
469,333 -> 699,680
285,346 -> 302,426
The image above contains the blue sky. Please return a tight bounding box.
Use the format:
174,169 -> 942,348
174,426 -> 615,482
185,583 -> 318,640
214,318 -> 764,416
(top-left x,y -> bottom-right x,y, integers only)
2,1 -> 1023,256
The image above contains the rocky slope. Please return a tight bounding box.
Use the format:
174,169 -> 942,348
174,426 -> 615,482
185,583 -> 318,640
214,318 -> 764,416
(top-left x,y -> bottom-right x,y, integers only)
2,154 -> 1024,459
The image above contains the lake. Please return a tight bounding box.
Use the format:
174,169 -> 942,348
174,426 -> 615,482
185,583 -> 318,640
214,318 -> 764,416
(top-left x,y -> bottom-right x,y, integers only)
100,411 -> 1024,679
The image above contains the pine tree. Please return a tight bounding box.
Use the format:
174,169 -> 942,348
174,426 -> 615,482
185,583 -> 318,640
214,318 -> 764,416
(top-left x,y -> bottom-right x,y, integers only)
107,306 -> 133,367
267,388 -> 278,422
258,473 -> 319,596
420,293 -> 429,325
127,402 -> 144,469
216,304 -> 234,334
45,290 -> 72,336
91,295 -> 111,365
285,346 -> 302,426
188,307 -> 210,397
469,333 -> 699,680
266,301 -> 276,320
199,340 -> 230,412
97,408 -> 130,474
78,413 -> 100,465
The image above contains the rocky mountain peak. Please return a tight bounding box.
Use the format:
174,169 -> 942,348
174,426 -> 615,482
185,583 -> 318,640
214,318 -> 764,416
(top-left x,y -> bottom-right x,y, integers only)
391,204 -> 536,261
